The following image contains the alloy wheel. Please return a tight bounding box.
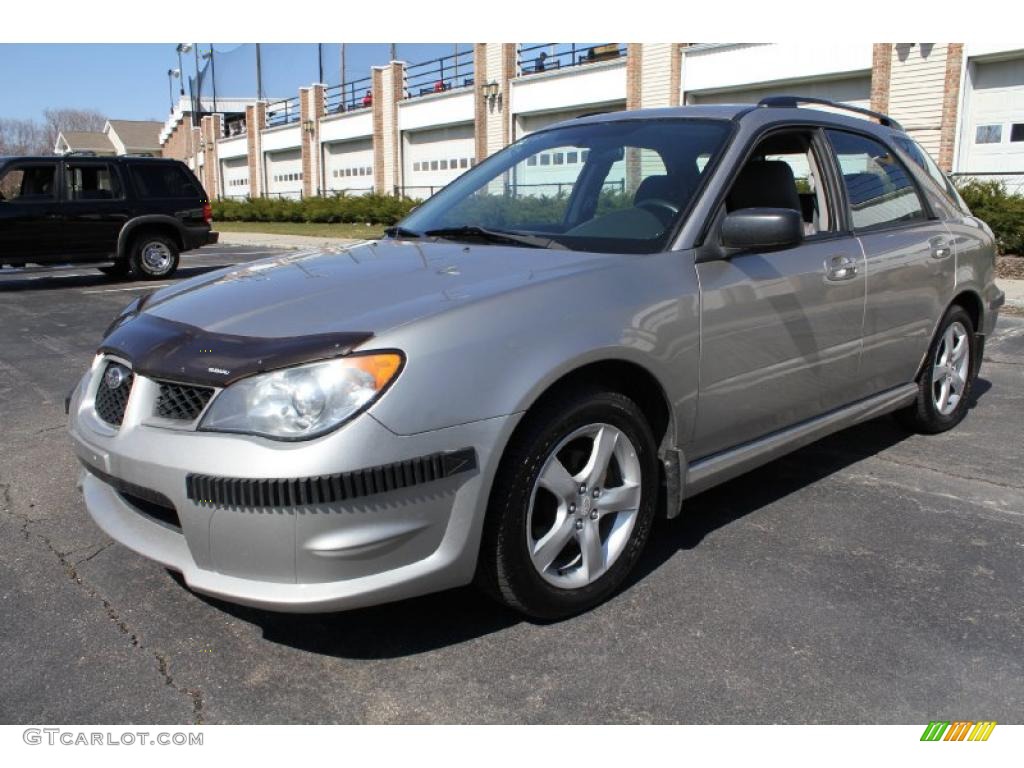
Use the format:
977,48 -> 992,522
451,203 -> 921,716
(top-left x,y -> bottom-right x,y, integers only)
932,320 -> 970,416
141,241 -> 173,274
527,423 -> 642,589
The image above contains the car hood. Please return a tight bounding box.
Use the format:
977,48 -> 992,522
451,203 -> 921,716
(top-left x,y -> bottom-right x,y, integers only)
143,239 -> 619,338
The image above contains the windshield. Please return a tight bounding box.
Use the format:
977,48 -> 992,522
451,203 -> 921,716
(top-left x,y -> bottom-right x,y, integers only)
398,118 -> 732,254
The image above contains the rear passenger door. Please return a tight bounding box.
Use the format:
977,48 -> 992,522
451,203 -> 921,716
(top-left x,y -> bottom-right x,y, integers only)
825,129 -> 955,397
62,160 -> 131,259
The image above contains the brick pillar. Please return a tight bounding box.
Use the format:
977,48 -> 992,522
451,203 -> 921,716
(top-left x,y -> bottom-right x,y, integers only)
626,43 -> 643,110
200,114 -> 222,198
476,43 -> 517,160
473,44 -> 487,165
245,101 -> 267,198
939,44 -> 965,172
372,61 -> 405,195
870,44 -> 892,114
300,85 -> 325,197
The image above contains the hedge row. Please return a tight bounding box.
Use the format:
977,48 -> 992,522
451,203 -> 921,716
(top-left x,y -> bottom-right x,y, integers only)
212,193 -> 421,225
954,178 -> 1024,255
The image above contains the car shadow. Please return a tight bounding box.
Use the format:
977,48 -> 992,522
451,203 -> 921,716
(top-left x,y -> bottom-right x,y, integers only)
0,264 -> 231,293
179,380 -> 993,659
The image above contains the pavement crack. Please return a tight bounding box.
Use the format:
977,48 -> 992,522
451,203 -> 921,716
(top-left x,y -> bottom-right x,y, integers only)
874,454 -> 1024,492
0,476 -> 205,724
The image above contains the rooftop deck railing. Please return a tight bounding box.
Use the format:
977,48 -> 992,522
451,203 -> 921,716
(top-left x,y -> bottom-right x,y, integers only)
266,95 -> 300,127
404,48 -> 475,98
517,43 -> 626,76
324,75 -> 375,114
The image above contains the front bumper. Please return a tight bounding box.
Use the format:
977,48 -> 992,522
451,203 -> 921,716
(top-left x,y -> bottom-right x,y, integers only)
68,361 -> 518,612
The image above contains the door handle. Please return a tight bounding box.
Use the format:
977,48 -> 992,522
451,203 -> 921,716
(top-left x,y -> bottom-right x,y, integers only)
930,238 -> 953,259
825,254 -> 858,281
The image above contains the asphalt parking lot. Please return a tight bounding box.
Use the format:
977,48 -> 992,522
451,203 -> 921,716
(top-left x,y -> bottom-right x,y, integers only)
1,246 -> 1021,724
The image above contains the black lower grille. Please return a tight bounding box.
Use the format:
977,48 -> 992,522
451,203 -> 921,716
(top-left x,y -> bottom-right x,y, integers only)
94,362 -> 134,426
79,459 -> 181,530
186,447 -> 477,509
156,382 -> 214,421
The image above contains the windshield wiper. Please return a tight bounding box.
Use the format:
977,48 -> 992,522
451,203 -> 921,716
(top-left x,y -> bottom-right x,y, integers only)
423,225 -> 568,250
383,225 -> 421,239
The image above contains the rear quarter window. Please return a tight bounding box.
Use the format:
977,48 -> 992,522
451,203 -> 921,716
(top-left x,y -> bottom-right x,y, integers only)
130,163 -> 203,199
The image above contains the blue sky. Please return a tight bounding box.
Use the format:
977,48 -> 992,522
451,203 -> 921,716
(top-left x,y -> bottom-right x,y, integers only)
0,44 -> 467,122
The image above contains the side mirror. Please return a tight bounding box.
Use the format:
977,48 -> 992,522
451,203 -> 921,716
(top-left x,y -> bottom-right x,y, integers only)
720,207 -> 804,251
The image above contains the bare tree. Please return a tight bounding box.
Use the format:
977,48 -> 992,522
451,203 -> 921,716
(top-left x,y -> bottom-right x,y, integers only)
42,108 -> 107,151
0,117 -> 49,156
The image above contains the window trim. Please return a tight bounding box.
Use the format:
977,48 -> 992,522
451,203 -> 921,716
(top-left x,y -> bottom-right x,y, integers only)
824,126 -> 936,235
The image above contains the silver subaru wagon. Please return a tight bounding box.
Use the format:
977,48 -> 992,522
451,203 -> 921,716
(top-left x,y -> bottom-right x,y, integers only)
68,98 -> 1004,619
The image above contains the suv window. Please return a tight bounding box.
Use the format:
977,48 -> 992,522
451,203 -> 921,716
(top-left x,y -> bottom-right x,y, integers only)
130,163 -> 201,199
0,163 -> 58,202
826,130 -> 926,231
65,162 -> 123,201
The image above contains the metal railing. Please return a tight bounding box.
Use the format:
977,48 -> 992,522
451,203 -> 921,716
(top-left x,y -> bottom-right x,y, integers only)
394,185 -> 436,199
261,190 -> 304,199
404,48 -> 475,98
324,76 -> 374,114
517,44 -> 626,76
266,96 -> 300,127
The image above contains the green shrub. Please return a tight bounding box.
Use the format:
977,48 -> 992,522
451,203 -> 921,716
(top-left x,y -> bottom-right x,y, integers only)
954,178 -> 1024,255
211,193 -> 420,227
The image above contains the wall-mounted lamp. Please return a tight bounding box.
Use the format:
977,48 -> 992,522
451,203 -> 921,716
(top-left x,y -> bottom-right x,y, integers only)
302,119 -> 316,134
480,81 -> 501,100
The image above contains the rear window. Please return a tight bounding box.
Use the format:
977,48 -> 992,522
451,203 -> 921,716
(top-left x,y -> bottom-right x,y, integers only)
130,163 -> 202,199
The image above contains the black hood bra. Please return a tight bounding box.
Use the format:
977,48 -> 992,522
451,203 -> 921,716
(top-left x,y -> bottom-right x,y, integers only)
99,312 -> 373,388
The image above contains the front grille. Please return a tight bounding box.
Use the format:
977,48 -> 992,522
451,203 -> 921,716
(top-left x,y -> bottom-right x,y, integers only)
186,447 -> 477,509
94,362 -> 134,426
156,382 -> 214,421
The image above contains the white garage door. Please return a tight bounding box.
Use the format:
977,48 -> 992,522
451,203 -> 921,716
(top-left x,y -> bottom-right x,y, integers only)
960,57 -> 1024,191
324,138 -> 374,196
265,148 -> 303,199
220,156 -> 249,199
687,76 -> 871,110
515,102 -> 626,139
402,123 -> 475,198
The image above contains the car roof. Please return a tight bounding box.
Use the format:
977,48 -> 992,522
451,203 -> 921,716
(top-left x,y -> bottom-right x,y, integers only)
551,103 -> 904,140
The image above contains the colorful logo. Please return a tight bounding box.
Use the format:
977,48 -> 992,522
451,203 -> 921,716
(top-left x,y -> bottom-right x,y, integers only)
920,721 -> 997,741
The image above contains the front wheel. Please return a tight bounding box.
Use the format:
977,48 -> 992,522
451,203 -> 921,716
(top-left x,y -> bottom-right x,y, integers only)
130,234 -> 179,280
477,387 -> 659,619
897,305 -> 977,434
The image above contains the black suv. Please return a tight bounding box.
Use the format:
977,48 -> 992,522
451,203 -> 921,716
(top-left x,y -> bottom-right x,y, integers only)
0,155 -> 218,279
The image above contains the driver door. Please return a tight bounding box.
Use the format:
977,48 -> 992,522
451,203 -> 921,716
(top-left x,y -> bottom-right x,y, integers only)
692,129 -> 866,458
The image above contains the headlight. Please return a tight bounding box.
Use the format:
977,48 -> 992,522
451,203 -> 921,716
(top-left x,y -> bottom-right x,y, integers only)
199,352 -> 403,440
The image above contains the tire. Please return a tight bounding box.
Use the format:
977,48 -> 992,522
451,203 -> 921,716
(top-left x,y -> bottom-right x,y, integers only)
129,233 -> 179,280
476,386 -> 659,620
896,304 -> 977,434
99,261 -> 131,279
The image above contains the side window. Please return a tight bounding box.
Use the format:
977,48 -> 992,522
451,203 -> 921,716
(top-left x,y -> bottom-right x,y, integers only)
891,135 -> 967,213
65,163 -> 123,201
0,164 -> 57,202
724,130 -> 835,236
130,164 -> 201,199
826,130 -> 926,231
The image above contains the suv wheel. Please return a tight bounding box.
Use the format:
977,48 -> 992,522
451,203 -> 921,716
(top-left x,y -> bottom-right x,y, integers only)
130,234 -> 179,280
477,387 -> 659,619
897,305 -> 977,434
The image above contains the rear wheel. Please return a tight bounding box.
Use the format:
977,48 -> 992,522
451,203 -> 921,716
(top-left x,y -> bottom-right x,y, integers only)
130,233 -> 179,280
897,305 -> 976,434
477,387 -> 659,619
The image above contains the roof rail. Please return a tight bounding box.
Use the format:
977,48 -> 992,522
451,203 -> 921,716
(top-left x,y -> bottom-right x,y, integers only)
757,96 -> 903,131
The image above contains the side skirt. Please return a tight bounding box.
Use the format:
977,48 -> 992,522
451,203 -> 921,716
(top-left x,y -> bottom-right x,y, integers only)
683,383 -> 918,498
